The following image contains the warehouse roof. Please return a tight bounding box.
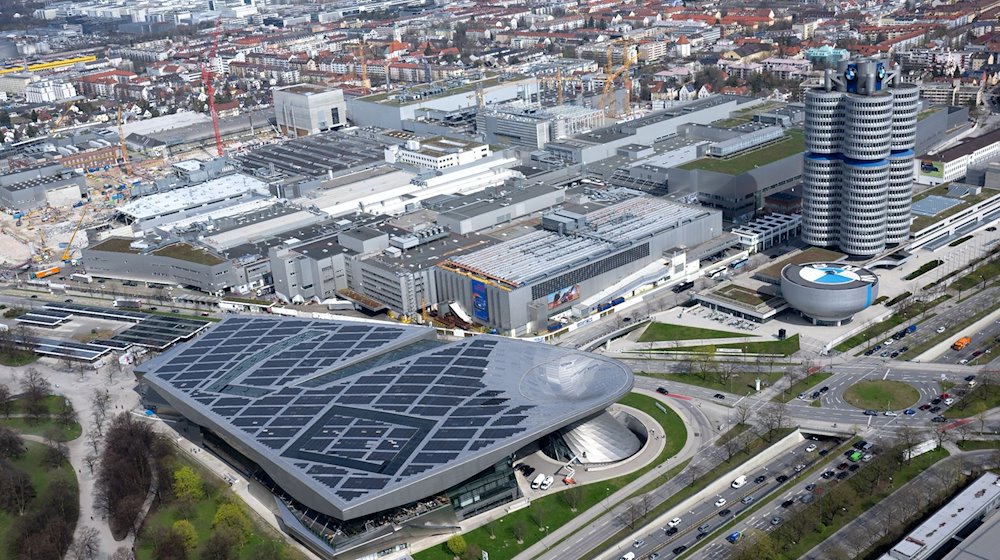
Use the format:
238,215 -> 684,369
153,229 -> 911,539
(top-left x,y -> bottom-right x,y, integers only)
116,174 -> 269,221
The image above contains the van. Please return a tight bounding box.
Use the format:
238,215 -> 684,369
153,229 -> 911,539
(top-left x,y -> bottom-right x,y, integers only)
952,337 -> 971,351
731,475 -> 747,489
619,553 -> 636,560
969,380 -> 978,388
530,473 -> 545,490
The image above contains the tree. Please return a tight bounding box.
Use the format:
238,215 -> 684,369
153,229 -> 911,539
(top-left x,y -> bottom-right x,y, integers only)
111,547 -> 135,560
20,368 -> 50,422
58,404 -> 78,428
529,502 -> 546,529
150,525 -> 188,560
212,503 -> 252,546
511,520 -> 526,543
562,485 -> 583,511
69,526 -> 101,560
446,535 -> 467,557
30,109 -> 38,122
172,520 -> 198,552
0,383 -> 10,417
0,426 -> 25,459
0,460 -> 35,514
757,402 -> 789,442
734,401 -> 754,425
200,528 -> 239,560
464,543 -> 483,560
91,390 -> 111,435
173,466 -> 205,502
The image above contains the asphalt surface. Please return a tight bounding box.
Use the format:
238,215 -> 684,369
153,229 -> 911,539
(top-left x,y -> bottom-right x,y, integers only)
615,437 -> 843,560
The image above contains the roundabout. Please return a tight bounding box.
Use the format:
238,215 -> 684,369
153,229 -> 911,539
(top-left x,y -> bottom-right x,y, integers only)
843,380 -> 921,411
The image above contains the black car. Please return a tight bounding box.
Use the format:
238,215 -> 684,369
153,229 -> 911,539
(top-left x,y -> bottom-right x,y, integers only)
713,393 -> 726,399
696,532 -> 708,540
988,227 -> 997,232
718,508 -> 731,517
775,474 -> 789,483
805,484 -> 816,491
754,475 -> 767,484
30,294 -> 38,299
819,386 -> 830,393
965,375 -> 977,382
780,499 -> 795,508
864,349 -> 874,356
890,351 -> 899,358
863,409 -> 878,416
930,406 -> 942,413
657,387 -> 670,395
836,471 -> 849,480
673,545 -> 688,555
848,464 -> 860,472
818,449 -> 829,456
932,416 -> 948,423
811,391 -> 821,399
665,527 -> 678,536
821,471 -> 836,479
931,398 -> 942,405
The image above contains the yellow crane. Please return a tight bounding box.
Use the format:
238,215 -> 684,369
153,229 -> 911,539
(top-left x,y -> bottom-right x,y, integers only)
600,40 -> 635,118
117,106 -> 132,177
62,208 -> 88,262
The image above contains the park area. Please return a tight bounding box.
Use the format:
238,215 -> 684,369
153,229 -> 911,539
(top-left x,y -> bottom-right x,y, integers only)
843,381 -> 919,411
637,322 -> 748,343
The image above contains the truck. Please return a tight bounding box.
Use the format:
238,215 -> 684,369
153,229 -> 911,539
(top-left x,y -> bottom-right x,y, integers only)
597,302 -> 612,312
34,266 -> 60,279
546,322 -> 562,332
952,337 -> 971,351
113,299 -> 142,309
611,296 -> 626,306
70,273 -> 92,283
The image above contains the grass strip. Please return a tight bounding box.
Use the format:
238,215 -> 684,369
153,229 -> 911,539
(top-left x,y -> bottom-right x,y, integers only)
774,372 -> 833,403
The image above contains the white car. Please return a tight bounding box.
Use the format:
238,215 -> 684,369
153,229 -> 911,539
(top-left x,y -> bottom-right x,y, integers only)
794,464 -> 805,472
883,339 -> 894,346
539,476 -> 553,490
884,410 -> 898,416
805,444 -> 817,453
937,326 -> 947,333
944,398 -> 955,406
715,498 -> 727,507
667,517 -> 682,528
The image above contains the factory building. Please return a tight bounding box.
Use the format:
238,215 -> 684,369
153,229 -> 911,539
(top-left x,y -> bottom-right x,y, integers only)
273,84 -> 347,137
476,103 -> 604,149
0,163 -> 87,211
384,136 -> 491,171
436,196 -> 721,335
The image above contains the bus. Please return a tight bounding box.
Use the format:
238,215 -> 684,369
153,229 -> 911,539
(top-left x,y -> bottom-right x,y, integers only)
707,266 -> 726,279
730,257 -> 749,270
34,266 -> 60,279
952,337 -> 971,351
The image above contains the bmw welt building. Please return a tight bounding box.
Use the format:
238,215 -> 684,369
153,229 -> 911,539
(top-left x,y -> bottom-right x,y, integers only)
137,316 -> 636,559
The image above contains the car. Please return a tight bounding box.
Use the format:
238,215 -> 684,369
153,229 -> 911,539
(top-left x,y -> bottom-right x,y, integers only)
171,308 -> 181,313
932,416 -> 948,423
805,444 -> 818,453
937,326 -> 947,334
919,404 -> 932,411
819,386 -> 830,393
988,226 -> 997,231
713,393 -> 726,399
649,554 -> 660,560
539,476 -> 553,490
819,449 -> 830,456
726,531 -> 743,544
800,493 -> 815,504
966,375 -> 977,382
794,464 -> 805,472
811,391 -> 821,399
930,406 -> 942,413
873,345 -> 882,351
63,298 -> 73,303
836,471 -> 849,480
973,350 -> 983,358
717,508 -> 732,517
741,495 -> 755,505
904,408 -> 917,415
959,359 -> 969,365
944,398 -> 955,406
837,462 -> 849,470
657,387 -> 669,395
864,409 -> 878,416
884,410 -> 898,416
523,466 -> 535,476
899,346 -> 909,353
781,499 -> 795,508
633,540 -> 645,549
149,307 -> 158,311
664,526 -> 678,536
931,398 -> 942,405
821,471 -> 836,479
620,553 -> 636,560
848,464 -> 860,472
775,474 -> 789,483
864,349 -> 874,356
941,393 -> 951,399
29,294 -> 38,299
890,351 -> 900,358
697,524 -> 712,533
805,483 -> 816,491
714,498 -> 727,507
880,351 -> 890,357
754,475 -> 767,484
884,339 -> 894,346
672,545 -> 687,555
861,454 -> 874,462
770,516 -> 783,526
667,517 -> 682,528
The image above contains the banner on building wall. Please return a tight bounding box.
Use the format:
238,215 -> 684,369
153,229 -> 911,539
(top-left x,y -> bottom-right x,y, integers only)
547,284 -> 580,310
472,279 -> 489,321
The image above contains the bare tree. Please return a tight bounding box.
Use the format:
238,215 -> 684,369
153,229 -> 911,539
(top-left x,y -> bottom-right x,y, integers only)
897,426 -> 925,463
107,355 -> 122,383
86,428 -> 103,454
561,486 -> 583,512
529,502 -> 546,529
110,548 -> 134,560
84,452 -> 100,475
734,401 -> 755,425
683,463 -> 705,487
91,389 -> 111,435
932,427 -> 952,450
955,421 -> 974,444
511,520 -> 526,543
723,431 -> 742,461
618,501 -> 644,530
757,402 -> 789,442
20,368 -> 51,422
717,359 -> 741,392
69,527 -> 101,560
0,383 -> 11,418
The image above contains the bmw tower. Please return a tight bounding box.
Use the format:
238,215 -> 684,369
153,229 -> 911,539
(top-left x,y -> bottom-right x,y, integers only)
802,58 -> 919,257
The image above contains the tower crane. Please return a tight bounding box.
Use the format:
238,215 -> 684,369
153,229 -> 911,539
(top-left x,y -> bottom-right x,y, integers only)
117,106 -> 132,176
600,40 -> 636,118
62,208 -> 88,263
201,17 -> 224,157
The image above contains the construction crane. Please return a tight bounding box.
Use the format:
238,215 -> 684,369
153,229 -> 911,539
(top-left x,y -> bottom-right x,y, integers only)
350,40 -> 371,94
600,41 -> 636,118
62,208 -> 88,262
117,106 -> 132,176
201,17 -> 224,157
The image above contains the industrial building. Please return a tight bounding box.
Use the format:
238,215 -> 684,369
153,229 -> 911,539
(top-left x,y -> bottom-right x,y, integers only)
346,74 -> 540,130
802,58 -> 919,256
273,84 -> 347,137
113,173 -> 270,229
384,136 -> 491,171
138,317 -> 636,560
476,103 -> 603,149
436,196 -> 721,335
0,163 -> 87,210
916,127 -> 1000,186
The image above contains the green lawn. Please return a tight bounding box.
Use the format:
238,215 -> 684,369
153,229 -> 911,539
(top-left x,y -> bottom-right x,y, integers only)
414,393 -> 687,560
6,395 -> 72,415
0,417 -> 82,442
0,441 -> 78,560
843,380 -> 919,411
957,440 -> 1000,451
678,130 -> 804,175
641,369 -> 785,394
903,260 -> 943,280
775,372 -> 833,403
637,323 -> 749,343
667,334 -> 800,357
0,350 -> 39,367
834,296 -> 949,353
944,385 -> 1000,418
714,423 -> 751,447
136,456 -> 301,560
953,258 -> 1000,291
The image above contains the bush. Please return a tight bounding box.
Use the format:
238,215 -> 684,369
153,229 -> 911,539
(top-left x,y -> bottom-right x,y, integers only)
212,503 -> 252,546
886,291 -> 912,307
172,465 -> 205,502
447,535 -> 467,557
172,519 -> 198,552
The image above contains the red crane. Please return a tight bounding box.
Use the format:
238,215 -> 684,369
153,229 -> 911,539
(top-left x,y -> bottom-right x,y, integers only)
201,17 -> 224,157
